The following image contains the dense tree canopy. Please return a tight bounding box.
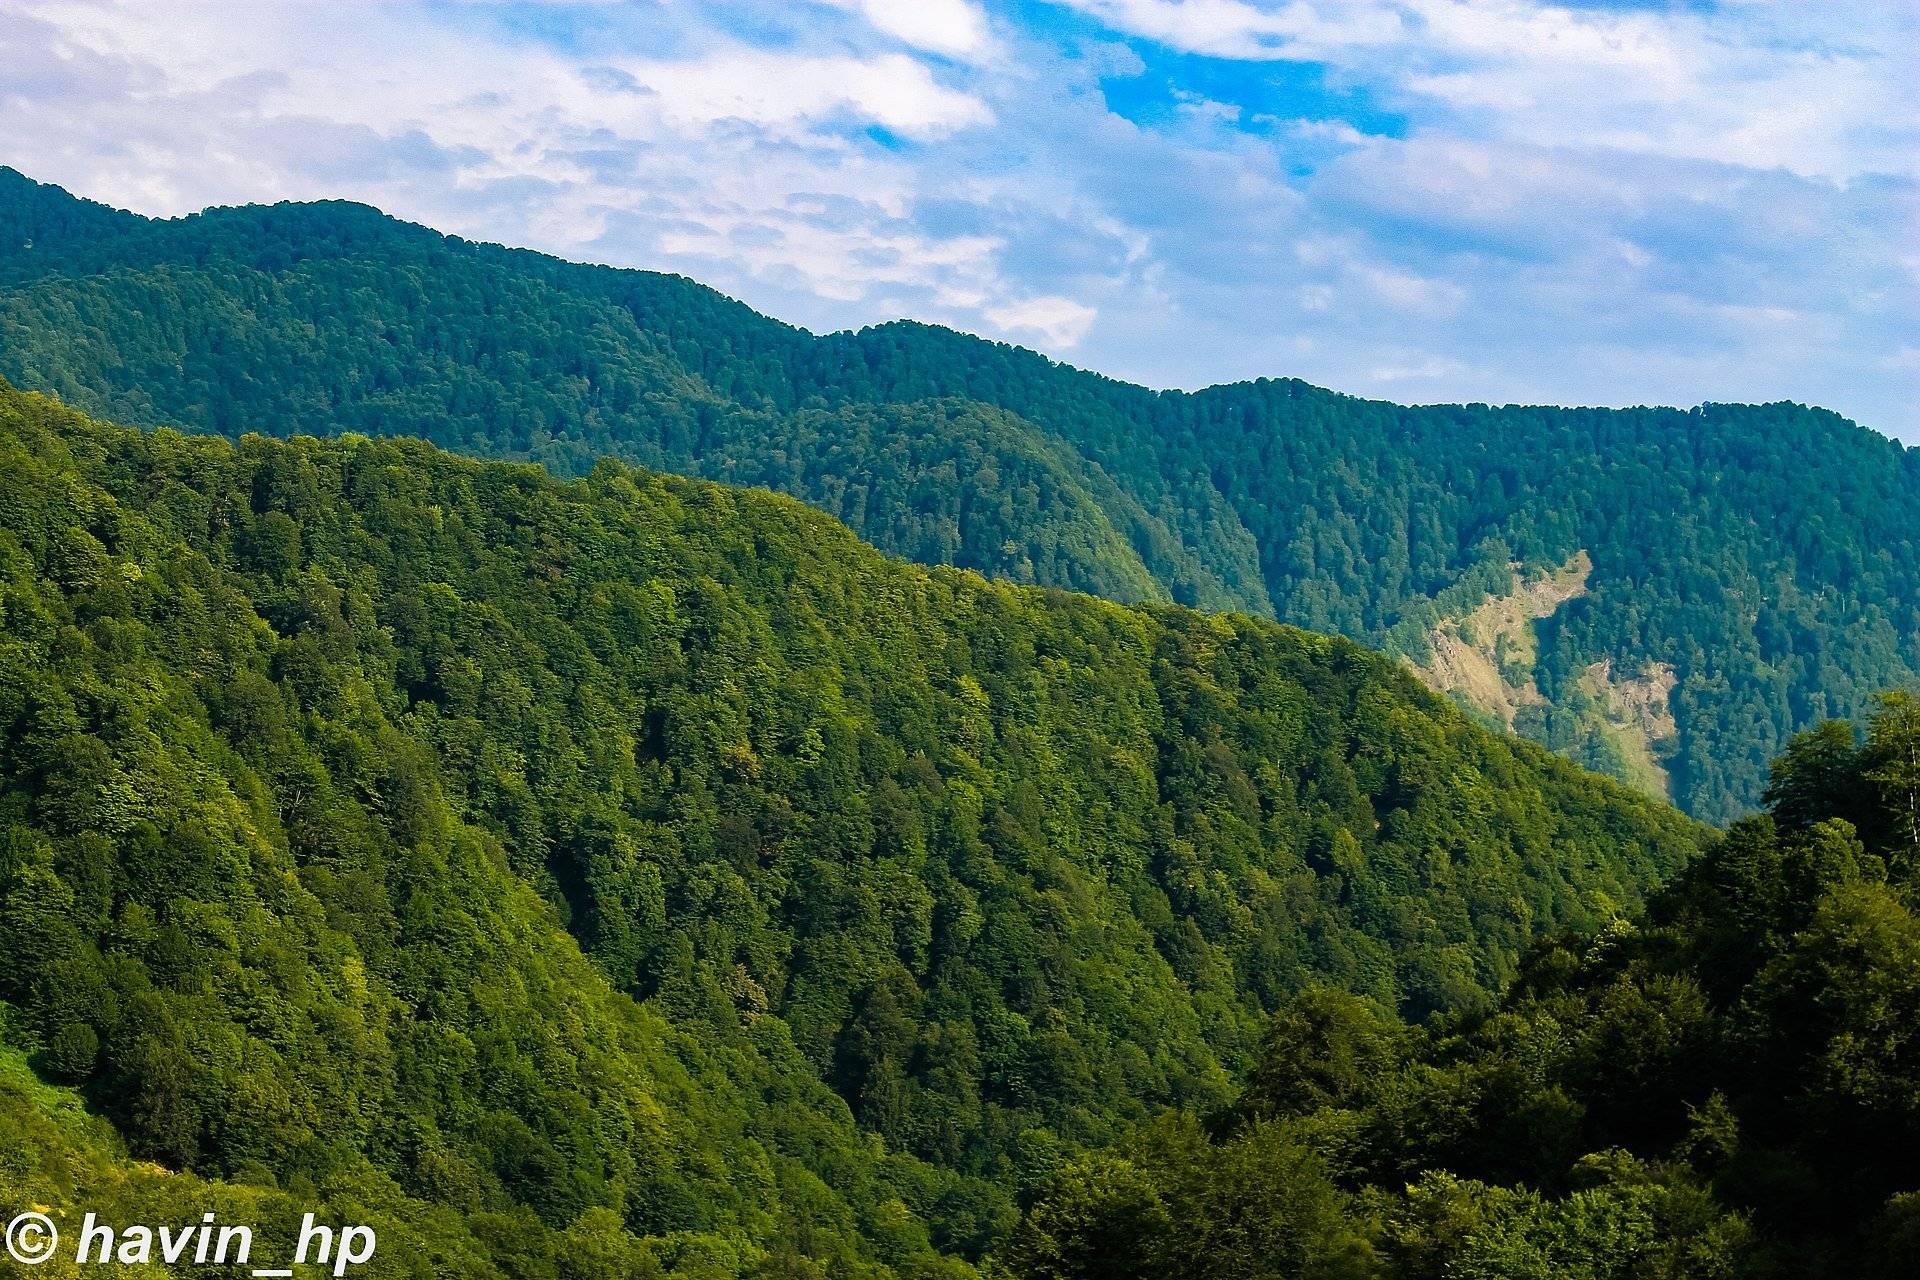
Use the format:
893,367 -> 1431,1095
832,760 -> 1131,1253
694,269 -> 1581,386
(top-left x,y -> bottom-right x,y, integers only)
999,696 -> 1920,1277
2,167 -> 1915,822
0,382 -> 1700,1273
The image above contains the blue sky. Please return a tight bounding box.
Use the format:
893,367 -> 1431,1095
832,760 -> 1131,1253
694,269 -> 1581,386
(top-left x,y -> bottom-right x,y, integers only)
4,0 -> 1916,438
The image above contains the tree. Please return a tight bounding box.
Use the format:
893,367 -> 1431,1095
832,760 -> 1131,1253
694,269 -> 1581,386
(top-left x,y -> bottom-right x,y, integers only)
1865,690 -> 1920,871
994,1156 -> 1171,1280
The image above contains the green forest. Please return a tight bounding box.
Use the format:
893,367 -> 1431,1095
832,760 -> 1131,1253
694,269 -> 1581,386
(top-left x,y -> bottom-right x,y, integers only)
2,165 -> 1917,1277
997,693 -> 1920,1278
2,168 -> 1915,824
0,381 -> 1705,1275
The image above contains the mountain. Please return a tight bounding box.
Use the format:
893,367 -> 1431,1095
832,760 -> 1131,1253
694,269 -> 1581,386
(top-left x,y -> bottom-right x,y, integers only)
0,380 -> 1700,1274
2,169 -> 1916,825
999,696 -> 1920,1279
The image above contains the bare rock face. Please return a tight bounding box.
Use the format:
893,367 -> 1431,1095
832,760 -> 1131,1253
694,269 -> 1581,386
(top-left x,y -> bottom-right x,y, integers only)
1411,551 -> 1592,729
1410,551 -> 1680,801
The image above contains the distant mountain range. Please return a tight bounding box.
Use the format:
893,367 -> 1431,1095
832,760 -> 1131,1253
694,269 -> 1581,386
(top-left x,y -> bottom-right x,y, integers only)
4,166 -> 1915,823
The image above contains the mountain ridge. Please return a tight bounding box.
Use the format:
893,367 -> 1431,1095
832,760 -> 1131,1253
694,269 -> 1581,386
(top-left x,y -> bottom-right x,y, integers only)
0,377 -> 1706,1273
0,167 -> 1887,437
2,165 -> 1915,823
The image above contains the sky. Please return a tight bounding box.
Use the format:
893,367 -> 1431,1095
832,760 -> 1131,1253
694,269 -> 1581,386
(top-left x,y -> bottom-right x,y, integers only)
3,0 -> 1916,439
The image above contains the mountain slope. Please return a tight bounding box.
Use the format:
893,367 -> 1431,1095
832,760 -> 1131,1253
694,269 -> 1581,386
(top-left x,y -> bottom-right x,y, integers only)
0,381 -> 1701,1271
999,696 -> 1920,1278
0,410 -> 984,1280
4,168 -> 1912,822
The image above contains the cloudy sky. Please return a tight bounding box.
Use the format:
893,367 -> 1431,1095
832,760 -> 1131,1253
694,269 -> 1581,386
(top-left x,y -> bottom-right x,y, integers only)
4,0 -> 1916,438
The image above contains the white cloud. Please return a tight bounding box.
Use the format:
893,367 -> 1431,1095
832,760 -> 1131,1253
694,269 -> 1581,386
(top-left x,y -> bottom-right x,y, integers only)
1367,354 -> 1467,382
658,215 -> 1009,306
824,0 -> 993,59
1,2 -> 1004,301
985,295 -> 1100,344
1058,0 -> 1920,181
1064,0 -> 1404,61
625,51 -> 991,139
1403,0 -> 1915,180
1358,263 -> 1462,315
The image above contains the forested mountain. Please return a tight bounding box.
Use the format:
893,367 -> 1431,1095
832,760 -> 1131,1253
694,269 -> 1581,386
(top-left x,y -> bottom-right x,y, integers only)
0,381 -> 1700,1274
996,695 -> 1920,1279
2,168 -> 1915,824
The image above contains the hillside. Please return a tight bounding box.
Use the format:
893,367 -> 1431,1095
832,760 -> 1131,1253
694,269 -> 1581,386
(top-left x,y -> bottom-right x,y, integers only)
5,169 -> 1912,822
998,696 -> 1920,1278
0,381 -> 1701,1273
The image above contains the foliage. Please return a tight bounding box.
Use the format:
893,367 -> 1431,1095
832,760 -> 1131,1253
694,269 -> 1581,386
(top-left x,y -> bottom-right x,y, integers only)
1001,698 -> 1920,1276
0,382 -> 1700,1271
3,168 -> 1916,821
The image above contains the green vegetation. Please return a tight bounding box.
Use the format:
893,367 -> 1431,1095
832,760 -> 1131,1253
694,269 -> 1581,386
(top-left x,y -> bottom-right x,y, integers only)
5,163 -> 1909,1272
3,168 -> 1916,822
0,381 -> 1700,1273
0,1041 -> 511,1279
998,695 -> 1920,1278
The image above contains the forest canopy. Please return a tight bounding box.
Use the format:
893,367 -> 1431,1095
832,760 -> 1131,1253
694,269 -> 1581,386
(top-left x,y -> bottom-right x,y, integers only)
0,381 -> 1703,1275
994,694 -> 1920,1279
2,166 -> 1915,823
